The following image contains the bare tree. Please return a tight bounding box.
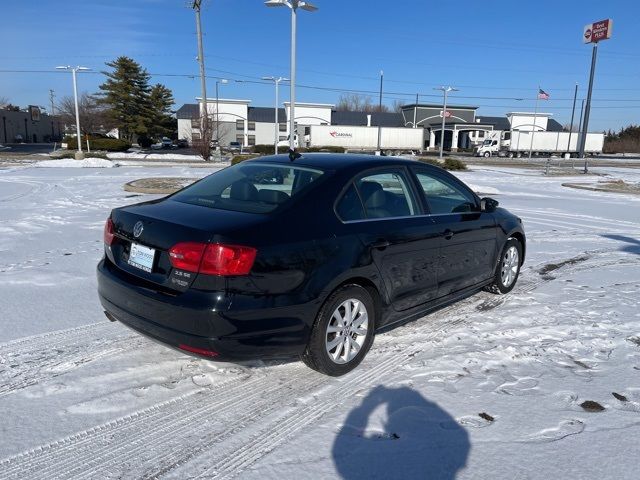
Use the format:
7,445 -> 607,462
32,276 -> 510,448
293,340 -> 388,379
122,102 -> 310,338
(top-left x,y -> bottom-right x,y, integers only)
392,100 -> 405,113
57,93 -> 112,135
336,93 -> 390,113
0,96 -> 9,108
562,123 -> 580,132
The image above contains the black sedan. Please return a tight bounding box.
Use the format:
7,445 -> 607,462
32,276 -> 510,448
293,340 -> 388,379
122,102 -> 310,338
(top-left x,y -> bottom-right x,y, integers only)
97,154 -> 525,376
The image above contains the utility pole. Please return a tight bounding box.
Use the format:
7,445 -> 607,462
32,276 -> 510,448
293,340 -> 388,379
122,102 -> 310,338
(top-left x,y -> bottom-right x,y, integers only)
413,93 -> 419,128
192,0 -> 208,145
376,70 -> 383,154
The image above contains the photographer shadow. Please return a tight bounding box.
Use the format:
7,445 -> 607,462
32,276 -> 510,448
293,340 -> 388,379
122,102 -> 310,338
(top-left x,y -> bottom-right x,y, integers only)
332,385 -> 469,480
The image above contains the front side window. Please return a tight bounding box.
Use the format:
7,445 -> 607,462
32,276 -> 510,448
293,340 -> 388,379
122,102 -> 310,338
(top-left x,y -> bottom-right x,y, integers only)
414,170 -> 477,214
354,170 -> 417,219
172,163 -> 324,214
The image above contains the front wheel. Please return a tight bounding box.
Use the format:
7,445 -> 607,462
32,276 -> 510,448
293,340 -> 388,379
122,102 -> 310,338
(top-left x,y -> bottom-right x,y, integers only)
302,284 -> 376,376
483,151 -> 491,158
487,238 -> 522,294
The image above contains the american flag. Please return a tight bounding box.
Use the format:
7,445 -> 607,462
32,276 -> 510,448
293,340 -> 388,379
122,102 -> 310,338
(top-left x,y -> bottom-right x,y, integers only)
538,88 -> 550,100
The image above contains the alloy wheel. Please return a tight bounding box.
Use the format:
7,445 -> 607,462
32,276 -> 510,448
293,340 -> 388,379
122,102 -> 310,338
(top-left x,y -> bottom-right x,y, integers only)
500,246 -> 519,288
325,298 -> 369,364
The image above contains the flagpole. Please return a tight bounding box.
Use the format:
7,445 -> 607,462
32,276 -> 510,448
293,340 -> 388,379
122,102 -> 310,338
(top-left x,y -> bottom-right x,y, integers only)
528,87 -> 540,161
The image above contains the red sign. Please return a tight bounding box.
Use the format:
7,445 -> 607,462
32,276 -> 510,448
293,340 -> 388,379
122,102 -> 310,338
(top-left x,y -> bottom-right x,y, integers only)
583,19 -> 612,44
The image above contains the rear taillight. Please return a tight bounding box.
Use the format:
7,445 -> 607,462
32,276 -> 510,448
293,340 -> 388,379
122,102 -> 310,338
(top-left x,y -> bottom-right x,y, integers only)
200,244 -> 257,276
168,242 -> 256,276
104,218 -> 116,246
168,242 -> 206,272
178,344 -> 219,358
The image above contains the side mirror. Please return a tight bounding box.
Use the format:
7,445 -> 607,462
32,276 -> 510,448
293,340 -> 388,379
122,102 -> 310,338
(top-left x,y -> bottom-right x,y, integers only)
481,197 -> 499,212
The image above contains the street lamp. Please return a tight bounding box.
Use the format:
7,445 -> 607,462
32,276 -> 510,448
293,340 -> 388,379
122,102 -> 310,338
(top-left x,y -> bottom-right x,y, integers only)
262,76 -> 289,154
433,86 -> 458,159
215,78 -> 228,145
265,0 -> 318,155
56,65 -> 90,159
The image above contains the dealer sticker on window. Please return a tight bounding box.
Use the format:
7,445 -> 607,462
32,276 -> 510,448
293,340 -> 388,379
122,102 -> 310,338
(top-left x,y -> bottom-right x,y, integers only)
128,242 -> 156,272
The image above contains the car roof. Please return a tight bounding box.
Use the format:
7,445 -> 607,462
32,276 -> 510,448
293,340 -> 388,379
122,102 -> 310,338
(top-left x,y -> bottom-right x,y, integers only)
250,153 -> 430,171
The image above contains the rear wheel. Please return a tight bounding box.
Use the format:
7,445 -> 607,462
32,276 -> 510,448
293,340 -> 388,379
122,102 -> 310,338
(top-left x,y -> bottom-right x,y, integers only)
302,284 -> 375,376
487,238 -> 522,294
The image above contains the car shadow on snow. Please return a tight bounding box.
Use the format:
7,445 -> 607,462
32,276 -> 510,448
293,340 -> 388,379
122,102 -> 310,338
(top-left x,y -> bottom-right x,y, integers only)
332,385 -> 469,479
601,234 -> 640,256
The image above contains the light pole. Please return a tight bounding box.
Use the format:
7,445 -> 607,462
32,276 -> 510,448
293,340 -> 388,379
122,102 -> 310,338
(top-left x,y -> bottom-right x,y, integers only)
376,70 -> 383,155
262,76 -> 289,154
265,0 -> 318,155
434,86 -> 458,159
215,78 -> 228,146
56,65 -> 90,159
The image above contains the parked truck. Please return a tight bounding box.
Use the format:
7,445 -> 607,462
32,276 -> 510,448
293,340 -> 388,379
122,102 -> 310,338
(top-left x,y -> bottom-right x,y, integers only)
475,130 -> 604,158
278,125 -> 424,152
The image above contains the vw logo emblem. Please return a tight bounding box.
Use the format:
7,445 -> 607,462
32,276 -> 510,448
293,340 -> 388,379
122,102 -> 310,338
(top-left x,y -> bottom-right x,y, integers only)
133,221 -> 144,238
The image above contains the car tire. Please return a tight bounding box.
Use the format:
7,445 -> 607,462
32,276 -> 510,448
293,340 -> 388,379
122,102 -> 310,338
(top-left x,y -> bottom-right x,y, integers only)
486,238 -> 522,294
483,151 -> 491,158
302,284 -> 376,376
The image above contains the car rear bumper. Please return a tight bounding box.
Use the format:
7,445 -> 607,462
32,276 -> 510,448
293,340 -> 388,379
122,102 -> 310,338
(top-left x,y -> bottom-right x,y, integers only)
97,258 -> 311,360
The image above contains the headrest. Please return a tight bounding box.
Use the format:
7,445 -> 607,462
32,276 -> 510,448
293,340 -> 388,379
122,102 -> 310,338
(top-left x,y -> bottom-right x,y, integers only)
359,181 -> 383,201
258,189 -> 289,204
230,180 -> 259,201
365,189 -> 387,209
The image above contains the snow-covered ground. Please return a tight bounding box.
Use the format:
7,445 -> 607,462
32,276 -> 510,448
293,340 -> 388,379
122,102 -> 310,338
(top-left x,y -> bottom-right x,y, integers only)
1,162 -> 640,479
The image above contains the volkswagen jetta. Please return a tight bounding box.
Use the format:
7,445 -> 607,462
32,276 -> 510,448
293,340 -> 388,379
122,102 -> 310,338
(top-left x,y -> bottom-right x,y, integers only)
97,154 -> 525,376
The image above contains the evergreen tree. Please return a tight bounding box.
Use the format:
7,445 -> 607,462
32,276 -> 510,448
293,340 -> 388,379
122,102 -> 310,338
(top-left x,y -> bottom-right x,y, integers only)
149,84 -> 177,139
98,56 -> 153,142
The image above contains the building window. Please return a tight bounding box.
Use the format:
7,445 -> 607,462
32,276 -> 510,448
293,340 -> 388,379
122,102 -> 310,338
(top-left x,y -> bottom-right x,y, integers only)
248,135 -> 256,146
236,134 -> 244,145
191,119 -> 200,129
247,121 -> 255,131
478,130 -> 485,138
236,120 -> 244,130
279,123 -> 287,132
279,136 -> 287,141
304,126 -> 311,135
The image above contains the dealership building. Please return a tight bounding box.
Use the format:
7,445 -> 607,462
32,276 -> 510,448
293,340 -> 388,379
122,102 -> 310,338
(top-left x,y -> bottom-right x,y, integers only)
176,99 -> 563,151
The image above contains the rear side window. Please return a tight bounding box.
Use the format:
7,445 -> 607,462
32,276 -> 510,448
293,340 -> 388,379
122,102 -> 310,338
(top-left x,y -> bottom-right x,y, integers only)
355,171 -> 417,219
172,162 -> 324,214
414,171 -> 478,214
336,183 -> 365,221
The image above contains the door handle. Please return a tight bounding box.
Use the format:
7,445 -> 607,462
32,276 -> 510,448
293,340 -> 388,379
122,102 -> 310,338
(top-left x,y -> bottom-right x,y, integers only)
443,229 -> 454,240
370,239 -> 391,250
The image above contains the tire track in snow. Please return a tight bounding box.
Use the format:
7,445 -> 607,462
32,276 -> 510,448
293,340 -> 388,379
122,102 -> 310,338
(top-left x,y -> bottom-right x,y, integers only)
0,367 -> 322,479
0,322 -> 138,397
188,348 -> 417,479
0,322 -> 114,356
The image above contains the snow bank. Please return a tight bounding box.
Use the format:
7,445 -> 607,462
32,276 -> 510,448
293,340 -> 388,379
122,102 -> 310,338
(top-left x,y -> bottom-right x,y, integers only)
35,158 -> 117,168
107,152 -> 202,161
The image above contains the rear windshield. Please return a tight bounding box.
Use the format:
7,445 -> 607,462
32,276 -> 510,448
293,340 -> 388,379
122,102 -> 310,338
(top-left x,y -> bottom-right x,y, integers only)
172,162 -> 325,214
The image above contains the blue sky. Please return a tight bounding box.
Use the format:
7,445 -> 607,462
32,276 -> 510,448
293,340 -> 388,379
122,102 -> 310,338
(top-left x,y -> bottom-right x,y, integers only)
1,0 -> 639,131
